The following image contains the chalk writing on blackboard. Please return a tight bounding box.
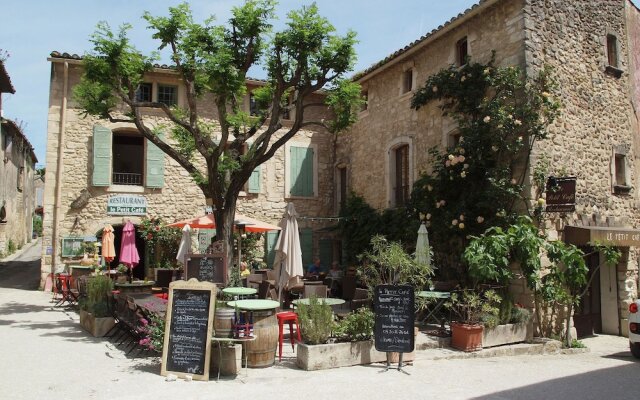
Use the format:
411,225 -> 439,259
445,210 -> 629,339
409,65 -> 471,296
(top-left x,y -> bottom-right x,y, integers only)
374,285 -> 415,353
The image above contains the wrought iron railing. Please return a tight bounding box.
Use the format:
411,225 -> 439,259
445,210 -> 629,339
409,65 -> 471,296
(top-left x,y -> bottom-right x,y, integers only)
112,172 -> 143,186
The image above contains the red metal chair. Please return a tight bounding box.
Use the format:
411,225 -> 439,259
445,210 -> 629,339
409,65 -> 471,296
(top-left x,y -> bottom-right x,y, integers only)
54,274 -> 78,307
277,311 -> 301,361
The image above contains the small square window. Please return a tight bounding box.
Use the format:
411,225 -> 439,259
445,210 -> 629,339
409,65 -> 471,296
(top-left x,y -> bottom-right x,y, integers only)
157,85 -> 177,106
135,83 -> 152,102
402,69 -> 414,94
457,37 -> 468,66
615,154 -> 626,186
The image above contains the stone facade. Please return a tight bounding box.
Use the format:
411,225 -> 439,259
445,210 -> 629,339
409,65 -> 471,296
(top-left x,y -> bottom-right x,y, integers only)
42,56 -> 338,286
338,0 -> 640,336
0,61 -> 37,255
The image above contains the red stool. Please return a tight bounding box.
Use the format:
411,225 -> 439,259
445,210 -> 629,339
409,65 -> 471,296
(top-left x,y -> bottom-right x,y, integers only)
277,311 -> 301,361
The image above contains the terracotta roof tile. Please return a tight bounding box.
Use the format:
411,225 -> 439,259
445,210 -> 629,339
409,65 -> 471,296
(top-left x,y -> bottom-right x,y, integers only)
1,118 -> 37,163
0,61 -> 16,94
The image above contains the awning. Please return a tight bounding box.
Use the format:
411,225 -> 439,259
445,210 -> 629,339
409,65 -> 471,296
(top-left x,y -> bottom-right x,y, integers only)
564,225 -> 640,247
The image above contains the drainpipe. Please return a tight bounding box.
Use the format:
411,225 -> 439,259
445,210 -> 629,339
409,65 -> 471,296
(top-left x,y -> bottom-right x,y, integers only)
51,61 -> 68,277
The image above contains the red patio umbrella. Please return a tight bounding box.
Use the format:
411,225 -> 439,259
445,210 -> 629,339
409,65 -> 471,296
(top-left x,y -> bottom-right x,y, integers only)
168,212 -> 280,233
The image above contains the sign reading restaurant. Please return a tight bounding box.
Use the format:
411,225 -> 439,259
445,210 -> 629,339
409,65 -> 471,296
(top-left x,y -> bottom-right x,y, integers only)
107,195 -> 148,216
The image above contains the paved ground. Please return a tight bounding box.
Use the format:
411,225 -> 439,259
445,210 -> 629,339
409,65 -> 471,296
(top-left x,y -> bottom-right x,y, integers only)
0,242 -> 639,399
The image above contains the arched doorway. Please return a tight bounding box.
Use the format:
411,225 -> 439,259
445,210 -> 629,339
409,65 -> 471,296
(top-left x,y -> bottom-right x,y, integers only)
97,223 -> 146,280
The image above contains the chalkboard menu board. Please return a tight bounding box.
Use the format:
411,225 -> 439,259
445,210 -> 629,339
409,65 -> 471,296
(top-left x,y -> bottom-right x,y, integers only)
185,254 -> 226,284
374,285 -> 415,353
161,279 -> 217,381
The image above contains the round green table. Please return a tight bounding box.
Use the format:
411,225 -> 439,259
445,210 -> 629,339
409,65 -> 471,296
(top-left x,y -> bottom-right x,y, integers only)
222,287 -> 257,298
226,299 -> 279,310
417,291 -> 451,299
291,298 -> 346,306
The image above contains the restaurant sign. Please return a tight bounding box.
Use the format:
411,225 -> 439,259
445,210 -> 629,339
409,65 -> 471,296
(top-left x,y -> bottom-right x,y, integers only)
545,176 -> 576,213
106,195 -> 147,216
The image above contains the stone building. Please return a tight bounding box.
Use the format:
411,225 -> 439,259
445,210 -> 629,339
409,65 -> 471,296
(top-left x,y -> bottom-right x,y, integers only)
42,53 -> 340,286
0,61 -> 37,254
337,0 -> 640,337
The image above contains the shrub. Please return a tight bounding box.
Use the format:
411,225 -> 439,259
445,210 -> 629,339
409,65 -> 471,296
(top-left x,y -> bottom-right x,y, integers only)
296,296 -> 335,345
7,239 -> 16,255
82,275 -> 113,317
509,306 -> 532,324
335,308 -> 374,342
446,289 -> 501,326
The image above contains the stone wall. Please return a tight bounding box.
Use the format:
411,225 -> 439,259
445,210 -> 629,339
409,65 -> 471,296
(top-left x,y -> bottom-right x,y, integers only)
41,60 -> 336,285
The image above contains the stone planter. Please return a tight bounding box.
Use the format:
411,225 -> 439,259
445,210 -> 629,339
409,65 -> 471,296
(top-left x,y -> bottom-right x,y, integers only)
210,343 -> 242,377
79,309 -> 116,337
297,340 -> 387,371
482,321 -> 533,348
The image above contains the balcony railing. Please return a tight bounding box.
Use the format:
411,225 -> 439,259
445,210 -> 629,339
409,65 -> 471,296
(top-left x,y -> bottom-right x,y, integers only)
113,172 -> 143,186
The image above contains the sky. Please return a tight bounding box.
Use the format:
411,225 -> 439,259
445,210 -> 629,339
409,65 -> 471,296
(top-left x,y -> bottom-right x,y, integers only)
0,0 -> 637,167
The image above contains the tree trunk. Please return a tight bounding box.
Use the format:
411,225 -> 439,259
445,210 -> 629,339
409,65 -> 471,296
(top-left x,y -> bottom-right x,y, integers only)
212,198 -> 238,284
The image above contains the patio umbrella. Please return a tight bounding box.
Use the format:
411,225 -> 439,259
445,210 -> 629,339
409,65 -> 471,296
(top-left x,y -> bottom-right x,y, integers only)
273,203 -> 304,303
168,212 -> 280,233
120,221 -> 140,277
101,224 -> 115,273
416,223 -> 431,268
176,224 -> 191,267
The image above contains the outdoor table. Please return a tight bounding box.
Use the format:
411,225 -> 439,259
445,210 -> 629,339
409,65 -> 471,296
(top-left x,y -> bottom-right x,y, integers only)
417,291 -> 451,327
210,336 -> 257,381
222,287 -> 258,299
127,293 -> 168,317
115,281 -> 155,295
291,298 -> 346,306
226,299 -> 279,367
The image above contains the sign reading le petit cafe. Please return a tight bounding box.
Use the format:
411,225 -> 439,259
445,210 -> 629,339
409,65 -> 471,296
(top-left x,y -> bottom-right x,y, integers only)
107,195 -> 147,216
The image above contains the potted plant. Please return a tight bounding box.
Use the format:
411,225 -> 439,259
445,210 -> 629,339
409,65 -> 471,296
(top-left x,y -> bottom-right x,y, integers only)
482,302 -> 533,348
445,289 -> 501,352
79,275 -> 115,337
116,264 -> 128,283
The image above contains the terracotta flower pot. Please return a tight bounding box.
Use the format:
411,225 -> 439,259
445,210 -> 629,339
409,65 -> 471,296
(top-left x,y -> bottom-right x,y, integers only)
451,322 -> 483,352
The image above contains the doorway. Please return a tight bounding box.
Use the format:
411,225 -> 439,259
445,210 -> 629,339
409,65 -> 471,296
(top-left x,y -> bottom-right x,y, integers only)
99,224 -> 146,280
574,250 -> 601,338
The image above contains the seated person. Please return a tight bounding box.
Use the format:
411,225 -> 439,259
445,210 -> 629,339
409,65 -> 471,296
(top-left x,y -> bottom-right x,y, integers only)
305,257 -> 324,279
239,261 -> 250,278
328,261 -> 343,278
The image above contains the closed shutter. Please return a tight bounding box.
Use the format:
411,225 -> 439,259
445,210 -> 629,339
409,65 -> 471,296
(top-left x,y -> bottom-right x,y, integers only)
319,238 -> 333,267
248,166 -> 261,194
300,228 -> 313,267
92,125 -> 112,186
265,231 -> 279,267
290,146 -> 314,197
146,132 -> 165,188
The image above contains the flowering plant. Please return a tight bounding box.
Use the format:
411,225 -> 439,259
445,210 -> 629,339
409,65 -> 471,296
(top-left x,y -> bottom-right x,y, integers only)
138,311 -> 165,352
138,217 -> 181,267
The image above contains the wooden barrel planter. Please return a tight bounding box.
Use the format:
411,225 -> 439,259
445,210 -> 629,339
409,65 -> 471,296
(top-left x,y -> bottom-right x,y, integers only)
245,310 -> 278,367
214,308 -> 236,338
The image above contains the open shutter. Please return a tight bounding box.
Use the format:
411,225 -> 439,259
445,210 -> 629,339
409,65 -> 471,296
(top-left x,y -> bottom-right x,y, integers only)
300,228 -> 313,267
92,125 -> 112,186
265,231 -> 279,267
319,238 -> 333,267
290,146 -> 314,197
248,166 -> 261,194
146,132 -> 165,188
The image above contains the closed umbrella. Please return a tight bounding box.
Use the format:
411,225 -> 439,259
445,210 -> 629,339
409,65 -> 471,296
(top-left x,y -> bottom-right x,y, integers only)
273,203 -> 304,303
102,224 -> 115,275
120,221 -> 140,281
176,224 -> 191,267
416,223 -> 431,268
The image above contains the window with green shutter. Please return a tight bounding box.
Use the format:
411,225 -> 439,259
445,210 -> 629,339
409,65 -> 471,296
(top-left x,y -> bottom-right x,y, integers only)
145,133 -> 165,188
300,228 -> 313,267
248,166 -> 260,194
92,125 -> 112,186
319,238 -> 333,267
265,231 -> 279,267
290,146 -> 314,197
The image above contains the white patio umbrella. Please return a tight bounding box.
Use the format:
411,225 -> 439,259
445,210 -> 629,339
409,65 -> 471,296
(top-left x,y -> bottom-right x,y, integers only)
176,224 -> 192,267
273,203 -> 304,303
416,223 -> 431,268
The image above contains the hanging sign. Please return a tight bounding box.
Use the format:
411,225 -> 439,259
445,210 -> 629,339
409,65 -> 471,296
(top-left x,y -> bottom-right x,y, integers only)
545,176 -> 576,213
106,195 -> 147,216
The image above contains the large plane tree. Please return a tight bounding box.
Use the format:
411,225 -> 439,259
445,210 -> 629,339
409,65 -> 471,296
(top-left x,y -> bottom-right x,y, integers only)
75,1 -> 361,276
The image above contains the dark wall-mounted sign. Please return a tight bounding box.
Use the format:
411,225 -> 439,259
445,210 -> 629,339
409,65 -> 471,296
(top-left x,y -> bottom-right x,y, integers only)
374,285 -> 415,353
161,279 -> 217,381
546,176 -> 576,213
185,254 -> 226,284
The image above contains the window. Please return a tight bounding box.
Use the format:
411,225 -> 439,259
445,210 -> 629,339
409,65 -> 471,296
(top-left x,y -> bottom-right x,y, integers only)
337,166 -> 348,211
360,90 -> 368,112
612,146 -> 631,194
300,228 -> 313,266
607,34 -> 618,68
249,93 -> 258,116
265,231 -> 279,267
17,167 -> 24,191
282,95 -> 291,120
456,37 -> 468,66
112,133 -> 144,186
448,131 -> 461,148
3,131 -> 12,161
402,69 -> 414,94
394,144 -> 410,206
135,83 -> 152,102
92,125 -> 165,188
157,85 -> 177,106
287,144 -> 317,197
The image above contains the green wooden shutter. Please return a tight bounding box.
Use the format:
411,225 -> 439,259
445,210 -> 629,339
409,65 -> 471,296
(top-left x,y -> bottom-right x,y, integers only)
248,166 -> 261,193
146,133 -> 165,188
290,146 -> 314,197
92,125 -> 112,186
265,231 -> 279,267
300,228 -> 313,267
319,239 -> 333,267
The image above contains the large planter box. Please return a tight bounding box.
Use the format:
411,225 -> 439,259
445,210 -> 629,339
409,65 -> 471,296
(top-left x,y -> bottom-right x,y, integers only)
297,340 -> 387,371
482,322 -> 533,348
79,309 -> 116,337
210,343 -> 242,377
451,322 -> 483,352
